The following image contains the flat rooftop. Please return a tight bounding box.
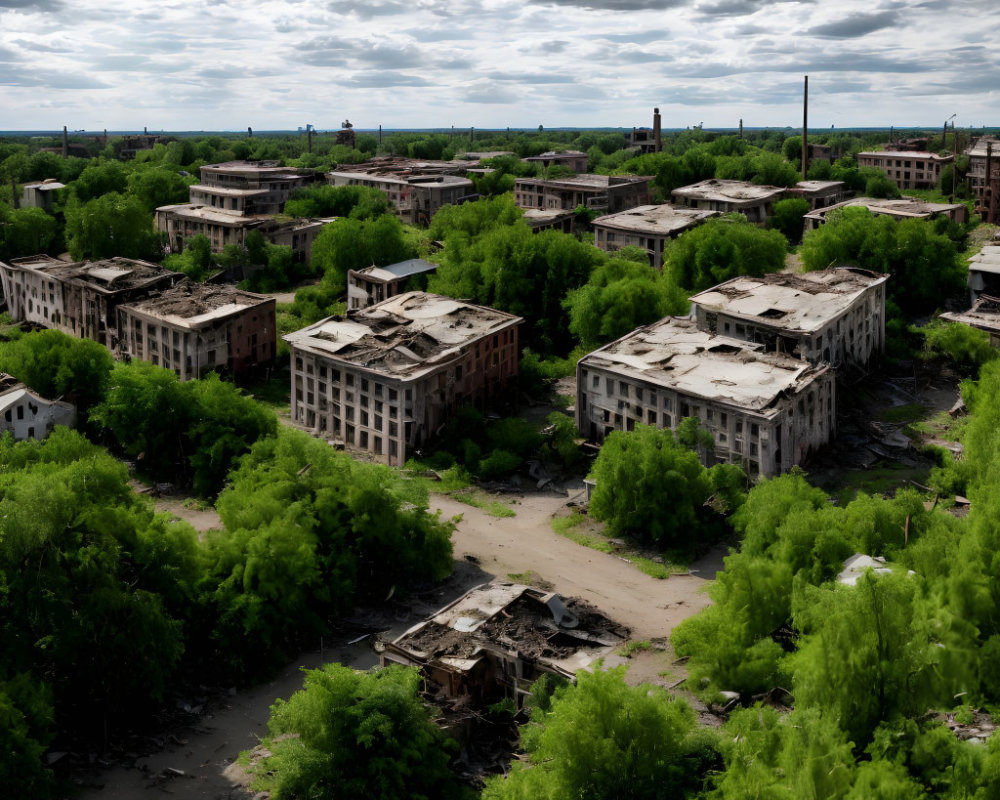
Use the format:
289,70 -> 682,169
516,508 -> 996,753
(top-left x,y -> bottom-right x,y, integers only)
353,258 -> 438,282
966,138 -> 1000,159
156,203 -> 267,226
858,151 -> 951,161
967,244 -> 1000,276
121,283 -> 272,329
4,255 -> 171,291
524,150 -> 587,160
580,316 -> 827,417
516,174 -> 650,190
941,295 -> 1000,333
671,179 -> 786,204
284,291 -> 521,380
805,196 -> 965,220
689,269 -> 888,333
793,180 -> 846,194
201,161 -> 309,178
328,169 -> 473,188
592,204 -> 718,235
521,208 -> 576,226
23,179 -> 65,191
189,185 -> 269,197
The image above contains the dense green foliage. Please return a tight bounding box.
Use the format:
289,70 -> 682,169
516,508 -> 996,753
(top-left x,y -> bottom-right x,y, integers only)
483,667 -> 716,800
0,205 -> 61,260
284,184 -> 392,220
245,664 -> 465,800
312,214 -> 415,293
664,215 -> 787,293
921,321 -> 999,374
767,196 -> 811,243
64,192 -> 163,261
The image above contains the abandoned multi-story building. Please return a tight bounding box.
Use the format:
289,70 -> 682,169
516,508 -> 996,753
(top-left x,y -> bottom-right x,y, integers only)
941,295 -> 1000,348
0,373 -> 76,442
382,582 -> 628,708
592,204 -> 718,269
117,134 -> 174,160
521,208 -> 576,234
327,166 -> 474,226
803,196 -> 968,230
188,161 -> 319,216
965,243 -> 1000,304
514,174 -> 651,215
967,137 -> 1000,225
19,178 -> 65,211
670,179 -> 787,224
523,150 -> 589,173
117,283 -> 276,380
0,254 -> 184,348
284,292 -> 522,466
346,258 -> 437,310
856,151 -> 952,191
687,268 -> 888,368
575,316 -> 835,477
786,180 -> 851,211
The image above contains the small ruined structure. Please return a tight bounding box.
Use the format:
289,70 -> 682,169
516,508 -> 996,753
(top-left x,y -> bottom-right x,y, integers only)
327,160 -> 475,227
0,373 -> 76,441
856,150 -> 952,191
514,174 -> 651,215
523,150 -> 589,173
627,107 -> 662,154
117,283 -> 276,380
520,208 -> 576,234
188,161 -> 319,217
592,204 -> 718,269
284,291 -> 521,465
786,180 -> 851,211
20,178 -> 65,211
381,582 -> 629,707
941,295 -> 1000,347
0,254 -> 184,349
117,133 -> 174,160
965,243 -> 1000,304
804,196 -> 968,230
670,179 -> 786,224
576,317 -> 835,477
346,258 -> 437,310
335,119 -> 356,148
688,268 -> 888,368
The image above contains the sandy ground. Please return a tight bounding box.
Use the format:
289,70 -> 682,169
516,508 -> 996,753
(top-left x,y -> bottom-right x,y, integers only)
78,489 -> 723,799
153,495 -> 224,534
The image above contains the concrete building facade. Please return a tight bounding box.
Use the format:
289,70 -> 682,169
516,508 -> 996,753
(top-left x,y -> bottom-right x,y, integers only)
20,179 -> 65,211
670,179 -> 787,224
117,283 -> 275,380
941,295 -> 1000,348
0,373 -> 76,441
347,258 -> 437,310
284,292 -> 521,466
592,204 -> 718,269
803,196 -> 968,230
576,317 -> 835,477
967,137 -> 1000,225
965,243 -> 1000,304
327,168 -> 474,226
514,174 -> 651,215
856,151 -> 952,191
189,161 -> 318,217
688,269 -> 888,368
787,180 -> 851,210
523,150 -> 589,173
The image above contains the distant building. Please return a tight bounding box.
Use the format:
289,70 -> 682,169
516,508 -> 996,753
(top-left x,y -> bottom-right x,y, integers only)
592,204 -> 718,269
803,196 -> 968,230
786,180 -> 851,211
856,151 -> 951,191
284,292 -> 522,465
0,254 -> 183,348
884,137 -> 931,153
806,142 -> 835,162
117,134 -> 174,160
941,295 -> 1000,348
382,582 -> 628,708
117,283 -> 276,380
688,268 -> 888,368
347,258 -> 438,310
20,178 -> 65,211
523,150 -> 589,173
576,316 -> 835,477
189,161 -> 319,217
0,373 -> 76,441
966,137 -> 1000,225
628,108 -> 662,154
670,179 -> 786,224
328,164 -> 474,226
965,243 -> 1000,304
459,151 -> 515,161
514,174 -> 651,215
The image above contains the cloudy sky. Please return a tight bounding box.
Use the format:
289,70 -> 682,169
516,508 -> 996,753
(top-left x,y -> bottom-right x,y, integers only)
0,0 -> 996,131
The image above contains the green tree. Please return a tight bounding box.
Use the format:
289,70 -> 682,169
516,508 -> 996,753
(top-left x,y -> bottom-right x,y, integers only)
483,666 -> 716,800
163,233 -> 214,281
64,192 -> 163,261
69,159 -> 130,202
246,664 -> 465,800
311,214 -> 414,293
768,197 -> 811,243
284,184 -> 391,219
127,166 -> 193,212
0,205 -> 61,260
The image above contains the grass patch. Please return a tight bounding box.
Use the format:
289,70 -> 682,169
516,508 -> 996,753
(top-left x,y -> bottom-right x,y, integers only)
906,409 -> 968,443
244,369 -> 292,411
831,462 -> 932,504
552,512 -> 614,553
451,488 -> 516,518
507,570 -> 540,583
632,556 -> 671,580
182,497 -> 212,511
879,402 -> 928,424
551,511 -> 684,575
618,640 -> 653,659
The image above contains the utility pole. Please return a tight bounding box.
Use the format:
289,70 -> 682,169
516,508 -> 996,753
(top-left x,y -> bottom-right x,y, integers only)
739,118 -> 743,139
307,126 -> 313,153
952,121 -> 958,203
801,75 -> 809,178
470,126 -> 474,144
11,179 -> 19,209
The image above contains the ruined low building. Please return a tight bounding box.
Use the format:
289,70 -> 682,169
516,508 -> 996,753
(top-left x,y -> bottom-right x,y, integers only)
941,296 -> 1000,347
117,283 -> 276,380
347,258 -> 437,310
20,179 -> 65,211
786,180 -> 851,211
188,160 -> 319,217
688,268 -> 888,368
856,151 -> 952,191
966,137 -> 1000,225
327,166 -> 474,226
670,179 -> 786,224
523,150 -> 589,173
284,291 -> 521,466
592,204 -> 718,269
514,174 -> 651,215
576,317 -> 835,477
0,254 -> 184,349
965,244 -> 1000,304
521,208 -> 576,234
117,134 -> 174,160
803,196 -> 968,230
381,582 -> 628,707
0,373 -> 76,441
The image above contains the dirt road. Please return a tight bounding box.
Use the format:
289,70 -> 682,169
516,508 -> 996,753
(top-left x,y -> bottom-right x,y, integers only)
80,489 -> 723,798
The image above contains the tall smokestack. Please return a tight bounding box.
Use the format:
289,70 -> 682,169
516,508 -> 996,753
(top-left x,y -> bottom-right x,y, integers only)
248,126 -> 253,137
379,124 -> 382,144
889,125 -> 894,144
144,126 -> 148,134
307,127 -> 313,153
11,179 -> 19,210
103,128 -> 107,144
62,126 -> 68,158
653,107 -> 662,153
470,126 -> 475,143
801,76 -> 808,178
952,122 -> 958,203
739,118 -> 743,139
